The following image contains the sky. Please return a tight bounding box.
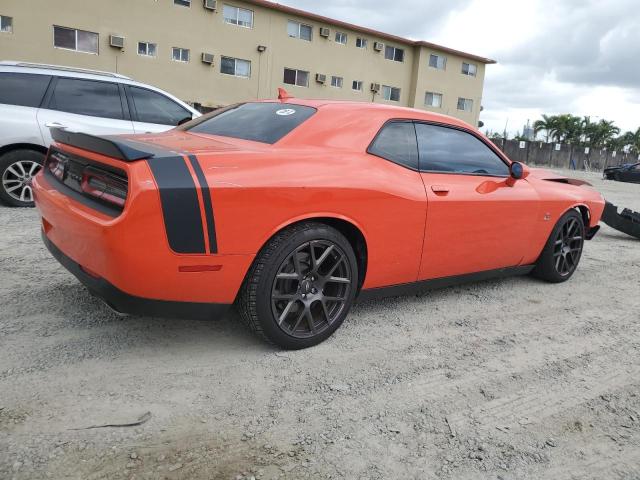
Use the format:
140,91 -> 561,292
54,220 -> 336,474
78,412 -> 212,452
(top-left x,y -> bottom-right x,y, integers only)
278,0 -> 640,136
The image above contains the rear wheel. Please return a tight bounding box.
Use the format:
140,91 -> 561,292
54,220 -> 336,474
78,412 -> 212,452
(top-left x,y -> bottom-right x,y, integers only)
533,210 -> 585,283
0,149 -> 45,207
237,222 -> 358,349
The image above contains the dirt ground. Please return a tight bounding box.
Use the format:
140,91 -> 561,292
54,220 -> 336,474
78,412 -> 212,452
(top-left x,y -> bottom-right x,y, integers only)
1,168 -> 639,480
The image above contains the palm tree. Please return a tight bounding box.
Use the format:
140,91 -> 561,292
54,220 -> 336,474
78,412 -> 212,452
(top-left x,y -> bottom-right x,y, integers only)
533,115 -> 555,142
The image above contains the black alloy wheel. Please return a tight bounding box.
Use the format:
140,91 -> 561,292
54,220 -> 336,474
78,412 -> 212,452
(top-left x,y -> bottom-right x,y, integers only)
552,216 -> 584,277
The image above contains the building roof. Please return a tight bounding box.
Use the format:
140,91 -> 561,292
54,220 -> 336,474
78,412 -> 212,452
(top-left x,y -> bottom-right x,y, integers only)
245,0 -> 497,65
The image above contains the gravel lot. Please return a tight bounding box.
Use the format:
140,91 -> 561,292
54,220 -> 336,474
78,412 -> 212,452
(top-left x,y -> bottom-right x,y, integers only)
1,169 -> 639,480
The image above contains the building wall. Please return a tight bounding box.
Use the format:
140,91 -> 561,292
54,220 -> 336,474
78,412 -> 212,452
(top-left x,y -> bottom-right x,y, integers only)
0,0 -> 489,125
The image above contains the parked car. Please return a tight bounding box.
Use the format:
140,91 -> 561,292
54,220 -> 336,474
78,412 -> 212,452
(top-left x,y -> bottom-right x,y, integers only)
603,162 -> 640,183
0,61 -> 200,207
33,92 -> 605,349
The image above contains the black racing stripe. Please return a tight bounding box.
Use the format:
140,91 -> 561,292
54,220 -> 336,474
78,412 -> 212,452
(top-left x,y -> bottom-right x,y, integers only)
187,154 -> 218,254
147,156 -> 206,254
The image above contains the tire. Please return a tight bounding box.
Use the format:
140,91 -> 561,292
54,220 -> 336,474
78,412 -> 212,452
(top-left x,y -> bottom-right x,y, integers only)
532,210 -> 585,283
237,222 -> 358,349
0,149 -> 45,207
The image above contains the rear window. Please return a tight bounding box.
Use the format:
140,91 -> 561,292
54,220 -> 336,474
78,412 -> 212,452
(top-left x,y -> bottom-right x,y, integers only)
0,72 -> 52,108
187,102 -> 316,144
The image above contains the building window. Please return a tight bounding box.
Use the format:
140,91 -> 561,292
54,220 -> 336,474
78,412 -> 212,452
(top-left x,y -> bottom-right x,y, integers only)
352,80 -> 363,91
355,37 -> 367,49
174,0 -> 191,6
53,26 -> 98,54
172,47 -> 190,62
223,4 -> 254,28
461,62 -> 477,76
429,54 -> 446,70
138,42 -> 157,57
0,15 -> 12,33
457,97 -> 474,112
425,92 -> 443,108
287,20 -> 312,41
382,85 -> 401,102
384,45 -> 404,62
283,68 -> 309,87
335,31 -> 347,45
330,76 -> 343,88
221,56 -> 251,77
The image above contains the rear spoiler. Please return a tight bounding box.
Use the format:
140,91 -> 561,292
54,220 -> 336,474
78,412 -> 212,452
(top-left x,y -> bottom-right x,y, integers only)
50,127 -> 156,162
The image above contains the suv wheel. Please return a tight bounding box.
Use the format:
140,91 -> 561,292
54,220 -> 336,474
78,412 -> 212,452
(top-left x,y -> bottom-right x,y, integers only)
0,149 -> 45,207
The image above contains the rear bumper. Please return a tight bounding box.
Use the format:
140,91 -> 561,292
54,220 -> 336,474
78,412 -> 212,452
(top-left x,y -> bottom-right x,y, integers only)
43,231 -> 231,320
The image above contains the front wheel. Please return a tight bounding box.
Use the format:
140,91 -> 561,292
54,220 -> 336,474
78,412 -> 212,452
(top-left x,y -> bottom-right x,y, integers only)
0,149 -> 45,207
532,210 -> 585,283
237,222 -> 358,349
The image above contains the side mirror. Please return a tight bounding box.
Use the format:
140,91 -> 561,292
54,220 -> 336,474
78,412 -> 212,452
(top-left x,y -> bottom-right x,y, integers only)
510,161 -> 524,179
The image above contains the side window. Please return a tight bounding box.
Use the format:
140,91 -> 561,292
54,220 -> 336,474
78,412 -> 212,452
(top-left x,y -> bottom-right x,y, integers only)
129,86 -> 190,125
0,72 -> 52,107
49,78 -> 123,119
368,121 -> 418,170
415,123 -> 509,176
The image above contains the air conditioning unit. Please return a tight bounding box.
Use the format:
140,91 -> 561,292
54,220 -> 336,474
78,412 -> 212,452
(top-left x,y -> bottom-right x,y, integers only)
316,73 -> 327,84
319,27 -> 330,38
373,41 -> 384,52
201,52 -> 214,65
370,83 -> 381,93
109,35 -> 125,49
203,0 -> 217,10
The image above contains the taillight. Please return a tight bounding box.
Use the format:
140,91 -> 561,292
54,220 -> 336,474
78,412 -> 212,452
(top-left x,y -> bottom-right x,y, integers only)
80,167 -> 127,207
47,151 -> 66,181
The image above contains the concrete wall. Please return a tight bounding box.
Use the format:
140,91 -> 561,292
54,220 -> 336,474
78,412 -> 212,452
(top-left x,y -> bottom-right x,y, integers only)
492,139 -> 637,171
0,0 -> 489,125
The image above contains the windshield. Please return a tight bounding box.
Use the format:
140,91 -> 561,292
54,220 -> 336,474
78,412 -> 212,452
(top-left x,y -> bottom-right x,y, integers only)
186,102 -> 316,144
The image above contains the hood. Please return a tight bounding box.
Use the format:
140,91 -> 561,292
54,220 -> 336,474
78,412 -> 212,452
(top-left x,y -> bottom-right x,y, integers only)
527,167 -> 592,186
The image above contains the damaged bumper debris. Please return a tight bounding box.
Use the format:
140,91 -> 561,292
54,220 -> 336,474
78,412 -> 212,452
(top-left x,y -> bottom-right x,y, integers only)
601,202 -> 640,240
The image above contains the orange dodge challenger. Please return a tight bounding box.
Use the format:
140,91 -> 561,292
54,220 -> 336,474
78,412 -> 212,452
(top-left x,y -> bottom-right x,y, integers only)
33,92 -> 605,349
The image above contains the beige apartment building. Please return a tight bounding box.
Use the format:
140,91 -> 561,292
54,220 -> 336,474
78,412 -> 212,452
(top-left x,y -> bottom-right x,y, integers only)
0,0 -> 495,125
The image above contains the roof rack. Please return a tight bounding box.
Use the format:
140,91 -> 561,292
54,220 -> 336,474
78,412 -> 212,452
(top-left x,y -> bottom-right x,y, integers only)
0,61 -> 132,79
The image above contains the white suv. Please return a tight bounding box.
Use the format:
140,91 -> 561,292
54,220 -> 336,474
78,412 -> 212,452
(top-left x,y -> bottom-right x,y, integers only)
0,61 -> 201,207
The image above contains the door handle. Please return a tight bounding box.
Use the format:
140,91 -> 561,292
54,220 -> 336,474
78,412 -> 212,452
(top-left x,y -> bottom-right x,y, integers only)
431,185 -> 450,194
45,122 -> 67,129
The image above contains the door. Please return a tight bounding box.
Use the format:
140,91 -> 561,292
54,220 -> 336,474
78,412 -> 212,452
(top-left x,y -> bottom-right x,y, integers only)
415,123 -> 540,280
37,77 -> 134,146
126,85 -> 194,133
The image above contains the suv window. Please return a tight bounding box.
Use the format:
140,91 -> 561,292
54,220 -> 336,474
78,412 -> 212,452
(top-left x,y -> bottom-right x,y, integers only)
0,72 -> 52,108
415,123 -> 509,176
368,121 -> 418,170
129,86 -> 190,125
48,78 -> 124,120
187,102 -> 316,144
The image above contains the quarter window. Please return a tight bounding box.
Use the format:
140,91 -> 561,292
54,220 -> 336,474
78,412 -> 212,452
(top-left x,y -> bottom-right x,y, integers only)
330,76 -> 343,88
384,45 -> 405,62
352,80 -> 363,91
335,31 -> 347,44
425,92 -> 442,108
462,62 -> 477,76
0,72 -> 51,107
172,47 -> 190,62
283,68 -> 309,87
0,15 -> 12,33
49,78 -> 123,120
220,56 -> 251,77
415,123 -> 509,176
382,85 -> 401,102
223,5 -> 254,28
428,54 -> 446,70
355,37 -> 367,49
53,26 -> 98,54
129,86 -> 191,125
457,97 -> 474,112
369,122 -> 419,170
287,20 -> 312,41
174,0 -> 191,6
138,41 -> 157,57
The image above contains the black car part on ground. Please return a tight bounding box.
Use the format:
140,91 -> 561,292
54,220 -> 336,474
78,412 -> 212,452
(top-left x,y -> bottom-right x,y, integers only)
601,202 -> 640,240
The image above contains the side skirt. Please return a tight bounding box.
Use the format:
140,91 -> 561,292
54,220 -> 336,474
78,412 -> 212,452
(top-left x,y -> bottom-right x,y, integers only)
357,265 -> 535,302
